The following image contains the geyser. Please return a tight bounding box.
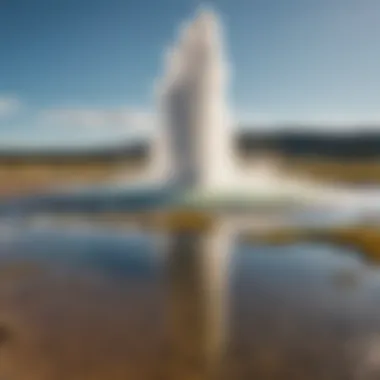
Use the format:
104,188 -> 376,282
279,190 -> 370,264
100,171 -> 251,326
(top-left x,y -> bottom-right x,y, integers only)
153,8 -> 235,190
74,7 -> 376,212
151,8 -> 313,200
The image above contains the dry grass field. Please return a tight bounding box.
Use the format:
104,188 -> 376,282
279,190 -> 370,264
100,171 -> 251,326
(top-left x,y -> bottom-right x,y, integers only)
0,160 -> 146,197
1,154 -> 380,199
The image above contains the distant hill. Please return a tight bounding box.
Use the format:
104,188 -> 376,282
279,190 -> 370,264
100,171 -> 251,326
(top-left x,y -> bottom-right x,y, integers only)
1,128 -> 380,162
237,128 -> 380,159
0,142 -> 148,164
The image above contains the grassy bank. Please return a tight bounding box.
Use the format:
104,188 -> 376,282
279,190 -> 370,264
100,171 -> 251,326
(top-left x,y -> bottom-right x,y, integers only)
244,225 -> 380,263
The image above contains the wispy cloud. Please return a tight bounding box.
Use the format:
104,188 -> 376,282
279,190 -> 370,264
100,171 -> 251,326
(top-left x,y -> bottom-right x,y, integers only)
38,107 -> 154,133
0,96 -> 21,118
0,100 -> 155,146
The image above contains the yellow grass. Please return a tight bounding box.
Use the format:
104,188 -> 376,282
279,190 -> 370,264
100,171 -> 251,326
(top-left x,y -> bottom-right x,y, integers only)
0,161 -> 145,197
245,225 -> 380,263
285,158 -> 380,183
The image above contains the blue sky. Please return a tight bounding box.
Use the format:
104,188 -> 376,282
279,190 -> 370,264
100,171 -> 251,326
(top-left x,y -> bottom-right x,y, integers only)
1,0 -> 380,146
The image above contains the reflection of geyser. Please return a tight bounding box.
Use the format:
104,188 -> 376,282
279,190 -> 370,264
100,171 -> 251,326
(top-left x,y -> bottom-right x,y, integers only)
166,221 -> 233,379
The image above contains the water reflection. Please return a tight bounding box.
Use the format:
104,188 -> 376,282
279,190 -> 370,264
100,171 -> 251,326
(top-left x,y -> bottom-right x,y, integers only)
0,222 -> 379,378
0,230 -> 167,380
166,221 -> 233,379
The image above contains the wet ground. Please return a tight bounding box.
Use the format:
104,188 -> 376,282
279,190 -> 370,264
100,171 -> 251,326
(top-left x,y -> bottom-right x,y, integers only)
0,226 -> 379,379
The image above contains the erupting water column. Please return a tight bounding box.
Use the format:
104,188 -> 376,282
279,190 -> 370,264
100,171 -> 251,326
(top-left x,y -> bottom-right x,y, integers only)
153,9 -> 235,191
149,7 -> 335,203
